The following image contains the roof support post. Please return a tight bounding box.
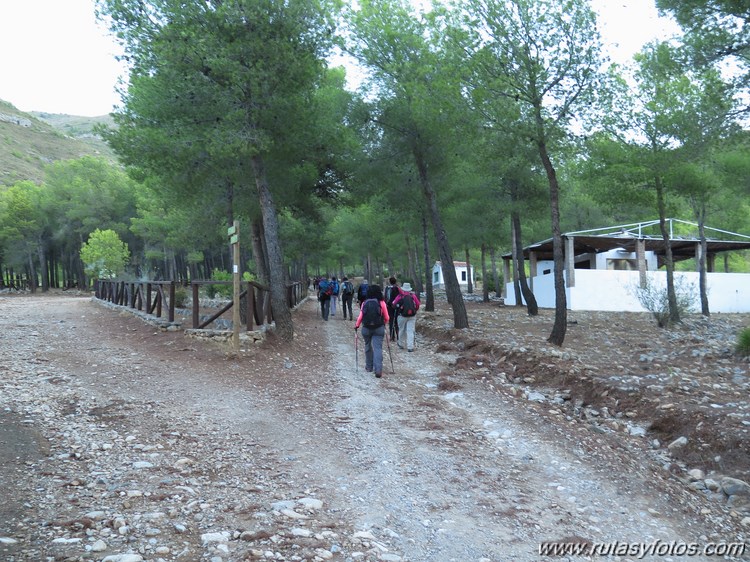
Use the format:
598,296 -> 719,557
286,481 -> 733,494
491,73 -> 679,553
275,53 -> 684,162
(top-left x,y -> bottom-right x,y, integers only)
707,253 -> 716,273
636,239 -> 647,288
529,251 -> 537,290
503,258 -> 511,299
565,236 -> 575,288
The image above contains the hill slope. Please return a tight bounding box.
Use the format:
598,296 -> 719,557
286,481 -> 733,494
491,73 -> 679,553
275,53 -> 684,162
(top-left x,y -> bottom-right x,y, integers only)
0,100 -> 117,186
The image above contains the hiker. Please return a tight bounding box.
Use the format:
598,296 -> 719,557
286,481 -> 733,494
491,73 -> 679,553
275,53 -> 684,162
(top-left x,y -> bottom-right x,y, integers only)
340,276 -> 355,320
354,284 -> 389,378
317,276 -> 333,321
330,276 -> 340,317
384,276 -> 400,342
393,282 -> 420,352
356,279 -> 369,307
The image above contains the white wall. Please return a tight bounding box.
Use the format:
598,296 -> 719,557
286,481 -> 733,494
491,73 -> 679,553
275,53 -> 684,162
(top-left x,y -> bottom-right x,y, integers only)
433,264 -> 473,289
505,269 -> 750,313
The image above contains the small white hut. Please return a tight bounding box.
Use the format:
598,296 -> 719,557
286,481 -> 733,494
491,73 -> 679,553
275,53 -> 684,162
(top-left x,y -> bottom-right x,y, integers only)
432,261 -> 474,290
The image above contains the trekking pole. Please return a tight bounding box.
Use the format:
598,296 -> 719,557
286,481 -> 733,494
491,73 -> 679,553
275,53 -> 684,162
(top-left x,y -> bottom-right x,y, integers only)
385,331 -> 395,374
355,329 -> 359,373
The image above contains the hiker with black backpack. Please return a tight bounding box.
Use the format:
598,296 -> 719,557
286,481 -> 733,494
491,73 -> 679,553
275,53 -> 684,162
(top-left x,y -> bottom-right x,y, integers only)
356,279 -> 369,307
384,276 -> 400,342
354,284 -> 389,378
317,277 -> 333,321
340,276 -> 355,320
392,282 -> 420,352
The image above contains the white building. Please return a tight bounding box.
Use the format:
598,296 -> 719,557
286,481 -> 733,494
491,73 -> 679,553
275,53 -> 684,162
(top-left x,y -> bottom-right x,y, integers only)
503,219 -> 750,313
432,261 -> 474,290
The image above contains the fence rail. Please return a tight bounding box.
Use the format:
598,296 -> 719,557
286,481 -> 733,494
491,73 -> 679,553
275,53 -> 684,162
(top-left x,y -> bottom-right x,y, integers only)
94,279 -> 306,330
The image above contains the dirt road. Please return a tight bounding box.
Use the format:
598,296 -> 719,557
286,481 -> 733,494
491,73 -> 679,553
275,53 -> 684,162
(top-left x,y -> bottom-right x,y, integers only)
0,293 -> 748,561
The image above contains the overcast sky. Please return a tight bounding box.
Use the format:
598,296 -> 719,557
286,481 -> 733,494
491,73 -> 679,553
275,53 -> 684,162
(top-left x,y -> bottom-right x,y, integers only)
0,0 -> 681,117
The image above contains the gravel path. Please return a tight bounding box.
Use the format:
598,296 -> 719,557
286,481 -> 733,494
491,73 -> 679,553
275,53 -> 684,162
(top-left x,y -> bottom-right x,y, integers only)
0,293 -> 748,561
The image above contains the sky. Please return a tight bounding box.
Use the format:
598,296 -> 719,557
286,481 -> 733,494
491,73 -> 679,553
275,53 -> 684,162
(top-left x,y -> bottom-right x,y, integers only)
0,0 -> 682,117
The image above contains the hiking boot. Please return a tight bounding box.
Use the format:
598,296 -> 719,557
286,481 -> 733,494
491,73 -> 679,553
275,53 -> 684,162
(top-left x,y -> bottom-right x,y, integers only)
408,349 -> 414,352
375,372 -> 382,378
397,343 -> 404,349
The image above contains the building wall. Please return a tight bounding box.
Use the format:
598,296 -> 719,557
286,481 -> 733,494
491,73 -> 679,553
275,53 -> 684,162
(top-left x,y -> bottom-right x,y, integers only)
432,263 -> 474,290
504,269 -> 750,313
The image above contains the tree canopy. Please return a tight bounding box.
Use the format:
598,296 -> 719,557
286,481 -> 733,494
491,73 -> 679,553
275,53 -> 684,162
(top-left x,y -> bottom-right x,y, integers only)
1,0 -> 749,345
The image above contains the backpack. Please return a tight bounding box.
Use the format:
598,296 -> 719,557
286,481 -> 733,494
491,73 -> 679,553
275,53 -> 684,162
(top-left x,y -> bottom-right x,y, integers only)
332,280 -> 340,295
342,281 -> 354,296
357,283 -> 368,302
362,298 -> 384,329
398,292 -> 418,317
319,280 -> 332,299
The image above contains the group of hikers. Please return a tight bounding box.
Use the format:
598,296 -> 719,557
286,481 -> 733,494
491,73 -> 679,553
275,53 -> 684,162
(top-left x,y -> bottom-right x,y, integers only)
315,275 -> 420,378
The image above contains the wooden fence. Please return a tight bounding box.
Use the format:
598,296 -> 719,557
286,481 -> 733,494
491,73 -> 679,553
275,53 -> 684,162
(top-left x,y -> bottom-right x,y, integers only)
94,279 -> 306,331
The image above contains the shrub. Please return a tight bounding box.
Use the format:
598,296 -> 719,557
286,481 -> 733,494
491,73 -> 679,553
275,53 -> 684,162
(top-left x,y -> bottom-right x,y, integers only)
632,275 -> 696,328
207,268 -> 232,299
737,327 -> 750,357
173,286 -> 189,308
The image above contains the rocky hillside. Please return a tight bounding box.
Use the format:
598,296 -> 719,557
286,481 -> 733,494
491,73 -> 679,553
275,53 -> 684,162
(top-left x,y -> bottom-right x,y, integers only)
0,100 -> 117,186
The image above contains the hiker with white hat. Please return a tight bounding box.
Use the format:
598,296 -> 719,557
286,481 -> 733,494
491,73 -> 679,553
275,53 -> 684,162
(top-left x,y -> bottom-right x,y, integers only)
392,282 -> 420,352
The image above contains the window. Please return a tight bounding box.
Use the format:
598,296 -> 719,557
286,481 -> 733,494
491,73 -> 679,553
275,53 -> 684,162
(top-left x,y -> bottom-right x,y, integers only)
433,271 -> 439,283
461,270 -> 467,281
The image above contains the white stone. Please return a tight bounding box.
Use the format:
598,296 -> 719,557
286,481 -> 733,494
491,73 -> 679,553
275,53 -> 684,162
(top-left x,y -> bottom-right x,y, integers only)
85,510 -> 107,520
91,539 -> 108,552
291,528 -> 312,537
687,469 -> 705,481
298,497 -> 323,510
353,531 -> 377,541
667,436 -> 688,450
201,531 -> 230,544
102,555 -> 144,562
0,538 -> 19,545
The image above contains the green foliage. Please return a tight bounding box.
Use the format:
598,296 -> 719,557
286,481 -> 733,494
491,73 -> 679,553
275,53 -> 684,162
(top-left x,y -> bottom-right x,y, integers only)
173,286 -> 189,308
736,327 -> 750,357
80,229 -> 131,280
207,268 -> 233,299
632,276 -> 696,328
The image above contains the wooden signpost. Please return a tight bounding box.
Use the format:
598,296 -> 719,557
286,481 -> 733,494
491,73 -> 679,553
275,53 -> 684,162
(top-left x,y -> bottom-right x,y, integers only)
228,221 -> 240,351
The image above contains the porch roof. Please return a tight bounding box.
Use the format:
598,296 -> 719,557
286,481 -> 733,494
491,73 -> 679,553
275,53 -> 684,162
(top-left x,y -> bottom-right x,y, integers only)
502,219 -> 750,263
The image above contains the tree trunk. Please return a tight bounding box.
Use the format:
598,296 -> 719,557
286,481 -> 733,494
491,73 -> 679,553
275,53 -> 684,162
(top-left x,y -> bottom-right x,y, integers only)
38,237 -> 49,292
510,219 -> 523,306
465,247 -> 473,294
694,201 -> 709,316
251,220 -> 270,286
490,246 -> 500,299
422,213 -> 434,312
655,179 -> 679,325
481,243 -> 489,303
413,243 -> 423,295
512,210 -> 538,316
251,155 -> 293,342
28,253 -> 37,293
537,136 -> 566,345
413,148 -> 468,329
